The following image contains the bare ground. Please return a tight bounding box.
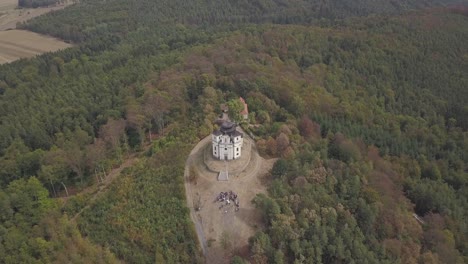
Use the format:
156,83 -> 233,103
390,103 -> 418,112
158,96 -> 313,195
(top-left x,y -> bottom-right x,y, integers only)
0,30 -> 72,64
185,135 -> 275,263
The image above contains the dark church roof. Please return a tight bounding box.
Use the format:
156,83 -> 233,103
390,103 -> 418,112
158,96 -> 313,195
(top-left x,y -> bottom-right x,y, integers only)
220,121 -> 236,134
231,130 -> 243,137
213,121 -> 243,137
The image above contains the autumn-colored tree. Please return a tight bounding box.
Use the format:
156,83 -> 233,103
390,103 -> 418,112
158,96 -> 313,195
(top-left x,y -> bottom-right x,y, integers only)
63,141 -> 86,185
299,116 -> 321,139
256,139 -> 267,156
266,136 -> 277,156
125,98 -> 145,147
85,139 -> 107,183
276,132 -> 290,157
329,133 -> 361,162
99,118 -> 127,161
199,86 -> 221,121
144,93 -> 170,140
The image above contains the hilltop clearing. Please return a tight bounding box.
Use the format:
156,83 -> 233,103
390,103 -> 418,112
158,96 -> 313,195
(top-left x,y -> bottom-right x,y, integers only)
184,135 -> 276,263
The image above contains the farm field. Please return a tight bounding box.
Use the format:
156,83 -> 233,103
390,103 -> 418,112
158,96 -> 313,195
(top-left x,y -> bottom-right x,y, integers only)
0,29 -> 71,64
0,0 -> 16,10
0,0 -> 73,64
0,0 -> 72,31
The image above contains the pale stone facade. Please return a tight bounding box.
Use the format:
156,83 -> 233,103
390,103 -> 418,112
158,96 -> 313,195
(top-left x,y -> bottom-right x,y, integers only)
212,122 -> 243,160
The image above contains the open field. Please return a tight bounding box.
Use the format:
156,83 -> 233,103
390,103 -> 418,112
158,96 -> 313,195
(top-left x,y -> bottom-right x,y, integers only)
0,0 -> 73,64
0,30 -> 72,64
0,0 -> 16,10
0,0 -> 73,31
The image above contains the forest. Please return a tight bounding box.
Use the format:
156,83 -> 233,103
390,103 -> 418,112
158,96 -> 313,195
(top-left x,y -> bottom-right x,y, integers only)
0,0 -> 467,263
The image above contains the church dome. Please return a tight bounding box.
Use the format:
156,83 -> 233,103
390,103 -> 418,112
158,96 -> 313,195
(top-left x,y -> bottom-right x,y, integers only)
220,121 -> 236,134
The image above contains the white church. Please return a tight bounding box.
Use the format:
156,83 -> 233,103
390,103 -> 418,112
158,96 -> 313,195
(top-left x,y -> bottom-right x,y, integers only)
212,122 -> 243,160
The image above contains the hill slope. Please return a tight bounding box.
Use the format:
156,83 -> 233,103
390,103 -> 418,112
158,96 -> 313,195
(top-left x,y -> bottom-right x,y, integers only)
0,1 -> 467,263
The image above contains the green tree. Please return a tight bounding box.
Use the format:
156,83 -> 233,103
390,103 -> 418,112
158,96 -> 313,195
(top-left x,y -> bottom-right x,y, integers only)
227,98 -> 244,123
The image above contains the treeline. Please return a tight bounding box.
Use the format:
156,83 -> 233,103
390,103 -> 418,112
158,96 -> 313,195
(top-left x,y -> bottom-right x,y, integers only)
18,0 -> 60,8
19,0 -> 465,43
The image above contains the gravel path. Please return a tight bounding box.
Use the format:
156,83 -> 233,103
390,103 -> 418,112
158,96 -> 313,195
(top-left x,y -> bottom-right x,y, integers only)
184,134 -> 275,263
184,135 -> 212,255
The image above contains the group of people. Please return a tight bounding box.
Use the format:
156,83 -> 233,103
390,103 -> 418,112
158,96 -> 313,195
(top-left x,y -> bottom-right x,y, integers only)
215,190 -> 240,212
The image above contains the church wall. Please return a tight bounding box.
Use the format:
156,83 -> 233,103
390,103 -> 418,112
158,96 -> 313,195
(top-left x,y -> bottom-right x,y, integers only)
212,134 -> 243,160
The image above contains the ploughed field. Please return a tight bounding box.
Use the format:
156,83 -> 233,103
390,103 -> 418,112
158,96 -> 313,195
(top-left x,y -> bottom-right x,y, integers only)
0,0 -> 71,31
0,0 -> 16,10
0,0 -> 73,64
0,30 -> 71,64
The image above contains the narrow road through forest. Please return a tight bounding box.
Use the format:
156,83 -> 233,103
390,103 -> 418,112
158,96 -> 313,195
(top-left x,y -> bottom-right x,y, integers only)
184,135 -> 212,255
70,145 -> 151,221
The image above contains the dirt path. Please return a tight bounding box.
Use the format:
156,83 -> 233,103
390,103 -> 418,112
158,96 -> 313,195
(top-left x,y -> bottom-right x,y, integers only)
184,136 -> 212,255
184,135 -> 275,263
70,148 -> 148,221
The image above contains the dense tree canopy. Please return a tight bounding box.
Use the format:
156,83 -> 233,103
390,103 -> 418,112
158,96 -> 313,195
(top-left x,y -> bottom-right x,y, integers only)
0,0 -> 467,262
